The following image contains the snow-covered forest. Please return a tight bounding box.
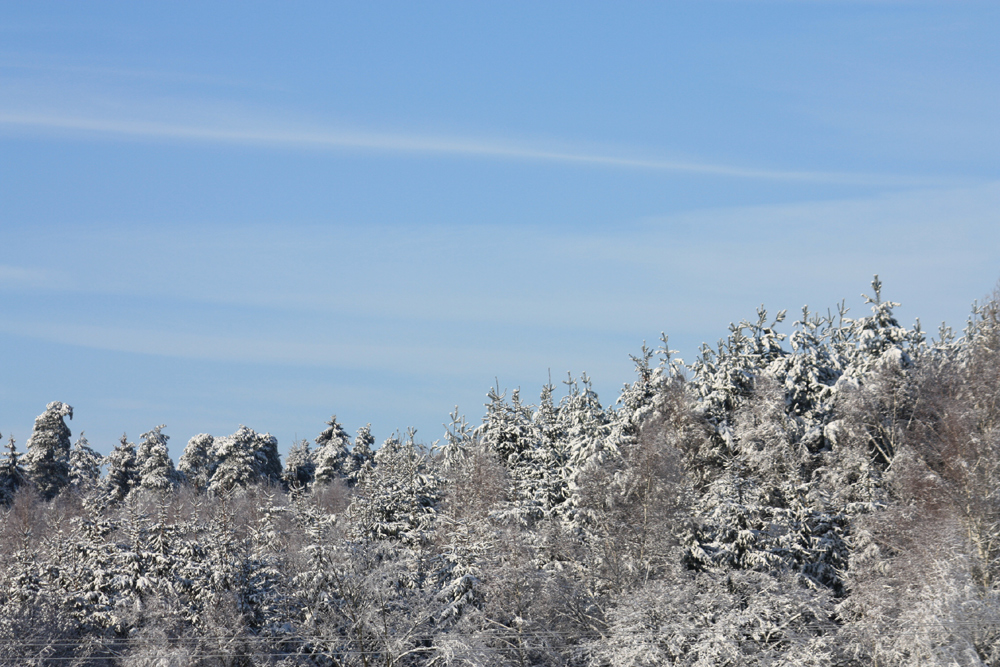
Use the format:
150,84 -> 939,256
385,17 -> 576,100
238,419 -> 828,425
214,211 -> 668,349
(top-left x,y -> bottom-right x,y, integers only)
3,276 -> 1000,666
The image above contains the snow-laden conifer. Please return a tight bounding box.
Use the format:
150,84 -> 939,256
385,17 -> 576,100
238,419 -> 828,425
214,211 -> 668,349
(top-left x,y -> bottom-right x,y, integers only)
350,423 -> 375,486
438,406 -> 475,471
0,434 -> 26,505
560,373 -> 612,473
531,378 -> 571,515
282,438 -> 314,491
312,415 -> 355,486
351,430 -> 442,544
100,433 -> 139,503
208,425 -> 281,493
23,401 -> 73,500
476,386 -> 552,525
68,432 -> 102,490
477,386 -> 535,469
136,425 -> 182,492
838,275 -> 925,378
178,433 -> 215,491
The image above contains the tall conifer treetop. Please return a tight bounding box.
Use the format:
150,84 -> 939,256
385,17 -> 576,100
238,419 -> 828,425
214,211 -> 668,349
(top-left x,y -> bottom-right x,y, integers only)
23,401 -> 74,500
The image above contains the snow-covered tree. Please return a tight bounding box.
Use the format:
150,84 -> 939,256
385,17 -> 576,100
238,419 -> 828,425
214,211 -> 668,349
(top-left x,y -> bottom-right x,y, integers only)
208,425 -> 282,493
282,438 -> 315,491
178,433 -> 215,491
351,430 -> 442,545
438,407 -> 475,471
591,567 -> 840,667
612,337 -> 680,444
68,432 -> 102,490
312,415 -> 355,486
531,380 -> 571,517
478,386 -> 536,469
0,434 -> 26,505
100,433 -> 139,503
475,386 -> 553,525
23,401 -> 73,500
350,423 -> 375,486
135,425 -> 182,493
560,374 -> 612,474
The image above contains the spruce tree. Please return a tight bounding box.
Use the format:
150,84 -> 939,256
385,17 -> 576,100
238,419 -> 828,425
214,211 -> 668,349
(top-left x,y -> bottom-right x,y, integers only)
136,425 -> 182,492
439,407 -> 475,471
350,424 -> 375,486
23,401 -> 74,500
0,434 -> 25,505
312,415 -> 354,486
352,430 -> 442,544
282,438 -> 315,491
68,432 -> 102,490
100,434 -> 139,503
178,433 -> 215,491
208,425 -> 281,493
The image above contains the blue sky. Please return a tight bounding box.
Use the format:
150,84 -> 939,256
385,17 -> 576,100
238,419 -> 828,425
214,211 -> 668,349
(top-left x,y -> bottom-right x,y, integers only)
1,2 -> 998,457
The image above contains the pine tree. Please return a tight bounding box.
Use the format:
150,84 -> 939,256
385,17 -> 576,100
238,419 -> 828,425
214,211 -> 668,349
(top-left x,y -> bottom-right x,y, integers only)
23,401 -> 74,500
840,275 -> 925,378
100,433 -> 139,503
476,386 -> 549,525
832,276 -> 926,469
477,386 -> 536,469
208,425 -> 281,493
439,407 -> 475,471
178,433 -> 215,491
68,432 -> 102,490
0,434 -> 26,505
136,425 -> 182,493
282,438 -> 315,491
350,424 -> 376,486
531,378 -> 570,517
312,415 -> 355,486
561,373 -> 612,473
351,430 -> 442,545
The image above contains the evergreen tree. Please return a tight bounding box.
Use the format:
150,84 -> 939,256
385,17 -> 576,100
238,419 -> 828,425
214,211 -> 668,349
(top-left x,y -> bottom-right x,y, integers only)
100,433 -> 139,503
178,433 -> 215,491
208,425 -> 281,493
68,432 -> 102,490
350,423 -> 376,486
136,425 -> 182,493
439,407 -> 475,471
282,438 -> 315,491
833,276 -> 926,469
476,386 -> 550,525
312,415 -> 354,486
531,378 -> 571,516
839,275 -> 925,379
23,401 -> 74,500
351,430 -> 443,545
478,386 -> 536,468
0,434 -> 25,505
560,373 -> 612,473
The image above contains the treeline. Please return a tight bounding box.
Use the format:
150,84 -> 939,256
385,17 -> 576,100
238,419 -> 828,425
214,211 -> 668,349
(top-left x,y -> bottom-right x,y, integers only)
2,277 -> 1000,666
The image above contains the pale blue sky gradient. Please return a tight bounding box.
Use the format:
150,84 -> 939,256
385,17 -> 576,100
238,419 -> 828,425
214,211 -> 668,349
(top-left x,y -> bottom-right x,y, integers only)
1,2 -> 998,456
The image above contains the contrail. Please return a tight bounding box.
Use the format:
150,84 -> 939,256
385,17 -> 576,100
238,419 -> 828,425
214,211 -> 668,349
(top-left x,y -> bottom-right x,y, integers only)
0,111 -> 937,186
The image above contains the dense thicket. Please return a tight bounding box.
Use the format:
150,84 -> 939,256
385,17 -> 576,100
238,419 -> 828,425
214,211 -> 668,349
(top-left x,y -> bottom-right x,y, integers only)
3,277 -> 1000,666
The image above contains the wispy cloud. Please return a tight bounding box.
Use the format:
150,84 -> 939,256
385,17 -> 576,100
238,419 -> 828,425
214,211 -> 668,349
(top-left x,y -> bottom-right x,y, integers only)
0,111 -> 942,186
0,59 -> 281,91
0,264 -> 58,289
0,318 -> 559,380
4,182 -> 997,339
